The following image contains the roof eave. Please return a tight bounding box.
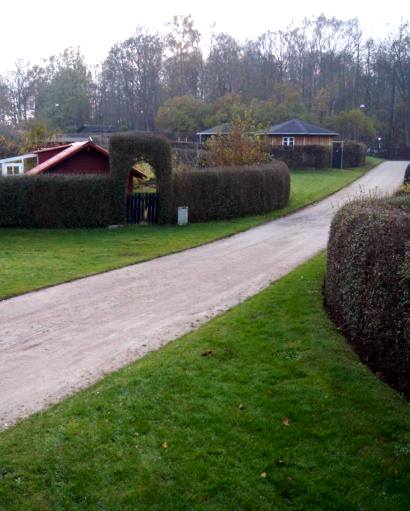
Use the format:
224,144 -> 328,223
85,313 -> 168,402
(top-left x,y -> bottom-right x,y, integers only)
262,132 -> 338,136
0,153 -> 37,163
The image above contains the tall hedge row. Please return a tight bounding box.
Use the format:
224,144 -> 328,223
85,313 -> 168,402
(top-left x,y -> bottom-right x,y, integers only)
324,195 -> 410,397
172,162 -> 290,223
268,142 -> 367,169
269,145 -> 331,169
0,175 -> 115,228
109,133 -> 173,224
342,142 -> 367,167
0,135 -> 289,227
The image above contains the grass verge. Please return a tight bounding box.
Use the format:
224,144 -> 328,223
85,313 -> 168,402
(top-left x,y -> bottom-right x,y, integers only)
0,158 -> 380,299
0,252 -> 409,510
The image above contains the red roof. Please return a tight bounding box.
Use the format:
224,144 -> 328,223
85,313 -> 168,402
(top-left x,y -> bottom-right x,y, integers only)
34,143 -> 73,154
26,141 -> 146,179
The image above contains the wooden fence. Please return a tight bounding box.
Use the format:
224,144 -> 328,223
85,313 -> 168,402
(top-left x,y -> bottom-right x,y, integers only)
126,193 -> 158,224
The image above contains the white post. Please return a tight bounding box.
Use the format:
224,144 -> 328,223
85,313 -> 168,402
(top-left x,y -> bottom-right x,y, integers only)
177,207 -> 188,226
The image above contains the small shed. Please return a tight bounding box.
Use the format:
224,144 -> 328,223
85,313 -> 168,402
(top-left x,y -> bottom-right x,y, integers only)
27,141 -> 113,176
5,140 -> 146,193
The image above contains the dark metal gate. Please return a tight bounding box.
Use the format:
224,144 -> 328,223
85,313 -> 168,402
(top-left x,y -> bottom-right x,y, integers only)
332,141 -> 344,168
126,193 -> 159,224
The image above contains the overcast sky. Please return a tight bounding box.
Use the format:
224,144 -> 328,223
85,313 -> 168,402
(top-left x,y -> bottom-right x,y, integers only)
0,0 -> 407,72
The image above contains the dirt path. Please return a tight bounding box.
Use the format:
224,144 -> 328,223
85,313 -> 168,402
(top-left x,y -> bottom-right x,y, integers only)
0,161 -> 406,429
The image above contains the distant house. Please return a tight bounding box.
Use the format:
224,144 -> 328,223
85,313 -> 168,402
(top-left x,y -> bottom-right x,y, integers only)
1,140 -> 146,193
196,124 -> 232,145
196,119 -> 338,147
259,119 -> 338,146
76,124 -> 119,134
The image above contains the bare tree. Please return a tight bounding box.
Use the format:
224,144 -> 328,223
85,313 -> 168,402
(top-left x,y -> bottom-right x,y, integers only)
163,15 -> 202,98
99,29 -> 163,130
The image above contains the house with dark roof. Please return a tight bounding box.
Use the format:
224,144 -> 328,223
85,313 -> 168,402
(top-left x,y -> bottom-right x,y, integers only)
76,124 -> 118,134
196,119 -> 338,147
1,140 -> 146,193
196,123 -> 232,144
259,119 -> 338,147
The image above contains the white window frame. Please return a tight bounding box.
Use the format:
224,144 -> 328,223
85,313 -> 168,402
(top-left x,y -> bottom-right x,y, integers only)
0,153 -> 36,176
282,136 -> 294,147
2,162 -> 24,176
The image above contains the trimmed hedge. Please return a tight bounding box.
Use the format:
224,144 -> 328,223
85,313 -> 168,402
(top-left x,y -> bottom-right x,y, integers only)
386,144 -> 410,160
324,195 -> 410,397
0,175 -> 116,228
110,133 -> 173,224
342,141 -> 367,167
173,147 -> 199,166
269,142 -> 367,169
269,145 -> 331,169
172,162 -> 290,223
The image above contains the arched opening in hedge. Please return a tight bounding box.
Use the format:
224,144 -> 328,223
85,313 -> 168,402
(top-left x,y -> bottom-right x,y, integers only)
109,133 -> 173,224
130,161 -> 157,194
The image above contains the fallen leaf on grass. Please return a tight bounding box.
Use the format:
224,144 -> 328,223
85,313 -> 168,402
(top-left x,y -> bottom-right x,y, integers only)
161,441 -> 169,449
202,349 -> 214,357
260,472 -> 267,478
282,417 -> 290,426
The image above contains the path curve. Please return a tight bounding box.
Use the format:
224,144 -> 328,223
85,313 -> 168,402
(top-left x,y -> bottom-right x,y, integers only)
0,161 -> 406,429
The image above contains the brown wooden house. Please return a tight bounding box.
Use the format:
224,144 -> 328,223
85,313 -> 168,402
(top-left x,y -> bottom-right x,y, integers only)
197,119 -> 338,147
260,119 -> 338,146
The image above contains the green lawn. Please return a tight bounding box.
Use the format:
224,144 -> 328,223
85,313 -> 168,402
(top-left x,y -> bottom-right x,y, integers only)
0,253 -> 408,510
0,158 -> 380,299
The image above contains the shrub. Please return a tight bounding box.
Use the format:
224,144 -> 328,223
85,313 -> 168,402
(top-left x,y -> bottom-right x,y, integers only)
172,147 -> 199,168
395,184 -> 410,196
342,141 -> 367,167
172,161 -> 290,223
324,195 -> 410,397
386,144 -> 410,160
109,133 -> 173,224
202,116 -> 270,167
269,145 -> 331,169
0,175 -> 115,228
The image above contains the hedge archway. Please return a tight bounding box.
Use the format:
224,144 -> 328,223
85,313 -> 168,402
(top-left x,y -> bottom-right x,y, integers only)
109,133 -> 173,224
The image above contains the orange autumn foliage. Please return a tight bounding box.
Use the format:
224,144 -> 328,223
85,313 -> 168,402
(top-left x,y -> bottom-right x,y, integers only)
203,116 -> 269,167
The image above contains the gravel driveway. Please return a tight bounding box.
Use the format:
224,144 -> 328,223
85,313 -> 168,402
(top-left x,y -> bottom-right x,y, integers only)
0,161 -> 406,430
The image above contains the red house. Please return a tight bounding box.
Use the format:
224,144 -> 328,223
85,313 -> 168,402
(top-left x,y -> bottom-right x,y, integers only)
25,140 -> 146,193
